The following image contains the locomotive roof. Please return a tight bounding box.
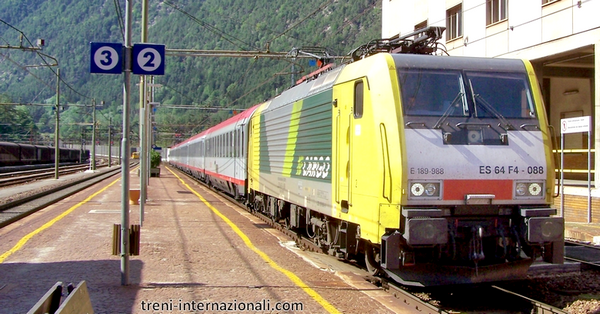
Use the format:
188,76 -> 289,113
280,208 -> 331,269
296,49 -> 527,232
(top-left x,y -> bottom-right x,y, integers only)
259,65 -> 343,114
391,53 -> 527,72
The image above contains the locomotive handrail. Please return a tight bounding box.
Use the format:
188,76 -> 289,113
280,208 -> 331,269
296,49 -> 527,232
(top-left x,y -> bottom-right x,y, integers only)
548,124 -> 561,197
404,121 -> 427,128
519,123 -> 540,130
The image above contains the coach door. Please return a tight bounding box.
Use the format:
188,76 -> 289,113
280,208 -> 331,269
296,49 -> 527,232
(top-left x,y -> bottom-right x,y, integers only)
234,127 -> 243,179
333,79 -> 363,214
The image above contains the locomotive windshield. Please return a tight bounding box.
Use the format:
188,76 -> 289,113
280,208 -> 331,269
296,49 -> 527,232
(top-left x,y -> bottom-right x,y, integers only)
400,69 -> 536,120
399,66 -> 538,144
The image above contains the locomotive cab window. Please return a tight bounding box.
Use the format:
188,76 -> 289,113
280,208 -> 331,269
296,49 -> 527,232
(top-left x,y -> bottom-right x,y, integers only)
465,71 -> 536,119
399,70 -> 467,117
354,81 -> 364,118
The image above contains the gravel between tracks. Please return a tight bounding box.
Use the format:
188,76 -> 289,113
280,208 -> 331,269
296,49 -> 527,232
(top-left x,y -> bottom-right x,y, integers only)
522,270 -> 600,314
0,178 -> 78,206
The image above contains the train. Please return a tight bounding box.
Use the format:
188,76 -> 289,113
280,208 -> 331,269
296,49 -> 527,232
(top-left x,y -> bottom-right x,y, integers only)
0,141 -> 90,167
168,27 -> 564,286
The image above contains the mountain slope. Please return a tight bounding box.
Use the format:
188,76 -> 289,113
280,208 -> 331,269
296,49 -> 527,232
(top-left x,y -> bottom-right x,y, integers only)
0,0 -> 381,146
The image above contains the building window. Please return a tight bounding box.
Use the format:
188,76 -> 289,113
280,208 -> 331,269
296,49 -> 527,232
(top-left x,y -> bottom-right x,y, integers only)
486,0 -> 507,25
446,4 -> 462,40
414,20 -> 428,40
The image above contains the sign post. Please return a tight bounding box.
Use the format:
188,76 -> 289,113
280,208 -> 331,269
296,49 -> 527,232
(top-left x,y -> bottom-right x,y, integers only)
560,116 -> 592,222
91,26 -> 166,286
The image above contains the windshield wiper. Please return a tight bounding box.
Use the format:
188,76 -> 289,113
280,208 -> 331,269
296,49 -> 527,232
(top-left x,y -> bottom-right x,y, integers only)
468,78 -> 514,131
433,92 -> 464,129
472,94 -> 515,130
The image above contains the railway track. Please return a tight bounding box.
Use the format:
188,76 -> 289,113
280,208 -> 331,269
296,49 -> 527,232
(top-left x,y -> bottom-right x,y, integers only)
0,164 -> 96,187
173,165 -> 567,314
0,166 -> 123,228
565,240 -> 600,268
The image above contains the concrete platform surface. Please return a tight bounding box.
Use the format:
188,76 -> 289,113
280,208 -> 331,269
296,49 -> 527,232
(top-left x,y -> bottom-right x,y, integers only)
0,166 -> 408,314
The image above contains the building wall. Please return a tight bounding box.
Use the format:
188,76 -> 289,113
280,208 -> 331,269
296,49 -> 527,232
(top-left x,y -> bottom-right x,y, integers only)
382,0 -> 600,186
382,0 -> 600,58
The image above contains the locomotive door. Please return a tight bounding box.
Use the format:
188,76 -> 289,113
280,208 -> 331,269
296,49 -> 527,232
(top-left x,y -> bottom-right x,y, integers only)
333,79 -> 363,213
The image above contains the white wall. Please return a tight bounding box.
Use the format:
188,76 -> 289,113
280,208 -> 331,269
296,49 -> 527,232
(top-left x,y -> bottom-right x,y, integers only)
382,0 -> 600,59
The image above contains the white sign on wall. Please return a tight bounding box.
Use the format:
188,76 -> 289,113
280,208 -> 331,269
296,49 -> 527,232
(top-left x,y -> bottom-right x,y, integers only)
561,116 -> 591,134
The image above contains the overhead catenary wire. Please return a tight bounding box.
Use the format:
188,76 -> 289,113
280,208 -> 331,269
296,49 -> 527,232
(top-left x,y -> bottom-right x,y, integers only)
0,18 -> 93,104
163,0 -> 258,51
268,0 -> 336,46
113,0 -> 125,42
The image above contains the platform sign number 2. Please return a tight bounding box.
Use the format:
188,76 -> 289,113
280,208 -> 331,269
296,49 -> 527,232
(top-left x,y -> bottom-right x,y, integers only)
132,44 -> 165,75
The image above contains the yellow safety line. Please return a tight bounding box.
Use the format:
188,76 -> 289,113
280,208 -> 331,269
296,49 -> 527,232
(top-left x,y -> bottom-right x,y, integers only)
0,177 -> 121,263
168,167 -> 340,314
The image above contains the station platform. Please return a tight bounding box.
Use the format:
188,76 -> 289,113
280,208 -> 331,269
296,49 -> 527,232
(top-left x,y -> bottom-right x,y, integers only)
0,166 -> 598,313
565,222 -> 600,244
0,166 -> 406,313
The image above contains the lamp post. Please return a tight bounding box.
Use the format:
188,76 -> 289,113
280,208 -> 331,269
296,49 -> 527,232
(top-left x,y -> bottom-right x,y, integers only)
24,52 -> 60,179
108,115 -> 112,168
90,100 -> 104,171
55,68 -> 60,179
91,99 -> 96,171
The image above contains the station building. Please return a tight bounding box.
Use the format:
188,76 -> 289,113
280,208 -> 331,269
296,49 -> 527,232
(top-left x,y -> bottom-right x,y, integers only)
382,0 -> 599,187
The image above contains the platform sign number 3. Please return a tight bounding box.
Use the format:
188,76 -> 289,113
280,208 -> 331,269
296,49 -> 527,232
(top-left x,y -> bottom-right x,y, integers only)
90,42 -> 123,74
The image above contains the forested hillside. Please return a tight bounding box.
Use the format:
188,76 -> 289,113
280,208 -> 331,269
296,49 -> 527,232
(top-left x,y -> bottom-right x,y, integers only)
0,0 -> 381,147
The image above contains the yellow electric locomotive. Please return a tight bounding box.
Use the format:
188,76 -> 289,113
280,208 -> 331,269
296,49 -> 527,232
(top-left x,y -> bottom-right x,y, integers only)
173,26 -> 563,286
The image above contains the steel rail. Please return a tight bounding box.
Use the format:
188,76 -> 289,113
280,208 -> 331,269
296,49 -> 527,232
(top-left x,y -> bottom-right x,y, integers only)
492,285 -> 568,314
0,166 -> 125,228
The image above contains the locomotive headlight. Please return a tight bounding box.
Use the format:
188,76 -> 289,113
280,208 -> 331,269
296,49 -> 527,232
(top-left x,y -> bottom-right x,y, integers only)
409,181 -> 441,199
514,181 -> 545,198
528,183 -> 542,196
515,183 -> 528,196
424,183 -> 437,196
411,183 -> 425,196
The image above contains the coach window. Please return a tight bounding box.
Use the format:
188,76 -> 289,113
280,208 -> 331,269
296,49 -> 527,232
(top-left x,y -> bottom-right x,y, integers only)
228,131 -> 232,157
237,129 -> 242,158
354,80 -> 364,118
230,131 -> 234,157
